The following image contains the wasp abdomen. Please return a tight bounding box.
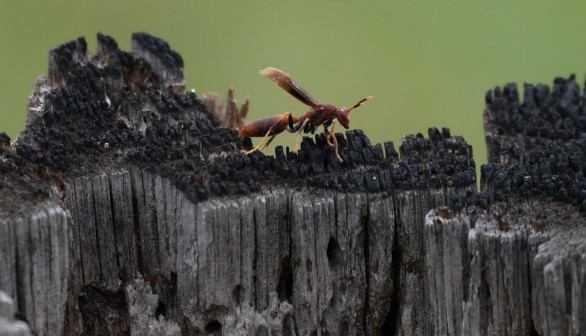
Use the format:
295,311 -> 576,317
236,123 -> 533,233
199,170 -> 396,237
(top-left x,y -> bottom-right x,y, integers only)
239,113 -> 296,137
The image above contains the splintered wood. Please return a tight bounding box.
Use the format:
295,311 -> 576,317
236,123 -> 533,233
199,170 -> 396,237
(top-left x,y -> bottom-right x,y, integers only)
203,88 -> 249,130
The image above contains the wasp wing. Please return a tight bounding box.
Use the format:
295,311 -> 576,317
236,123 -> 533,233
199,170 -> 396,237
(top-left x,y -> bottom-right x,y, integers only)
259,67 -> 319,107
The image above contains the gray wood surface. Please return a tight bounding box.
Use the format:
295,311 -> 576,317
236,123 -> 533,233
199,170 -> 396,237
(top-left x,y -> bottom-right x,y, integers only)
0,291 -> 32,336
0,204 -> 68,335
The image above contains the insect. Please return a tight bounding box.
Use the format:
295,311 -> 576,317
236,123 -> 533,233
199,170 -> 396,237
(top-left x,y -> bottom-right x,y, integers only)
239,67 -> 372,163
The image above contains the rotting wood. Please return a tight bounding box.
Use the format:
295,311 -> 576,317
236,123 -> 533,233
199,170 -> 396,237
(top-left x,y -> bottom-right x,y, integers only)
0,32 -> 585,335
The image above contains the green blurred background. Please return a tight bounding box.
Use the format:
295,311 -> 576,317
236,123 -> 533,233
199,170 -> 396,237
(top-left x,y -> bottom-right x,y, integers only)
2,1 -> 586,173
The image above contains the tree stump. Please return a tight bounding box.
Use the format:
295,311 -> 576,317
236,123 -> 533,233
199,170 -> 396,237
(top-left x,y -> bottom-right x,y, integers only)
0,33 -> 584,335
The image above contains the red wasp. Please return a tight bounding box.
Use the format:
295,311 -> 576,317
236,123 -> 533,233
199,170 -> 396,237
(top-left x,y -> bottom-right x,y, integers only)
239,67 -> 372,163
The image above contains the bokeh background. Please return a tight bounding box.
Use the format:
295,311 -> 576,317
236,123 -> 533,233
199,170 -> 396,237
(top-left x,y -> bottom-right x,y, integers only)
1,1 -> 586,175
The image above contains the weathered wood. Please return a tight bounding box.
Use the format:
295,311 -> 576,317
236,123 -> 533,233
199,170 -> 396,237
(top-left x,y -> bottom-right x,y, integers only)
0,32 -> 585,335
64,169 -> 399,334
0,291 -> 32,335
418,76 -> 586,335
423,203 -> 586,336
0,203 -> 68,336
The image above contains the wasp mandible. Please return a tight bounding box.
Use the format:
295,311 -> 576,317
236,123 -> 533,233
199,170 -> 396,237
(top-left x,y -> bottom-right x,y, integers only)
239,67 -> 372,163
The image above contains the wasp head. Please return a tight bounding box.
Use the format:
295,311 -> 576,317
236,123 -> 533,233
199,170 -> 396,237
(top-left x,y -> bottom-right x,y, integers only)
336,108 -> 350,129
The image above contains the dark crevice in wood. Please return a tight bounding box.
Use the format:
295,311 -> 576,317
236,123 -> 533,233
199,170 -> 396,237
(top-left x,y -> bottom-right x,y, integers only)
381,203 -> 402,335
107,173 -> 124,281
362,197 -> 371,335
232,285 -> 245,306
252,201 -> 258,309
310,198 -> 319,331
237,209 -> 247,305
13,229 -> 25,323
25,217 -> 35,320
145,174 -> 161,278
155,299 -> 167,319
460,222 -> 471,303
256,325 -> 270,336
525,251 -> 539,336
285,193 -> 299,336
326,236 -> 341,266
78,285 -> 129,335
276,257 -> 293,304
90,180 -> 104,280
129,171 -> 144,278
479,248 -> 490,331
282,313 -> 296,336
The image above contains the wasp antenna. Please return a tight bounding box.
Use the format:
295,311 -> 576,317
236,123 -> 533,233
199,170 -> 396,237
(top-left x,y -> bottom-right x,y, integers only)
348,96 -> 373,113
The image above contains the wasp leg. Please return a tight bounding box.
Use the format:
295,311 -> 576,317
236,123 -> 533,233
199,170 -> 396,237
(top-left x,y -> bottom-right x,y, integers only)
293,119 -> 310,153
326,121 -> 343,163
325,123 -> 335,147
262,134 -> 278,149
241,112 -> 290,155
241,131 -> 277,155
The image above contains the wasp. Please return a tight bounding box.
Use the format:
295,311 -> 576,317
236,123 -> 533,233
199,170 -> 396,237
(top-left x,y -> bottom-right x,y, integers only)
239,67 -> 372,163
